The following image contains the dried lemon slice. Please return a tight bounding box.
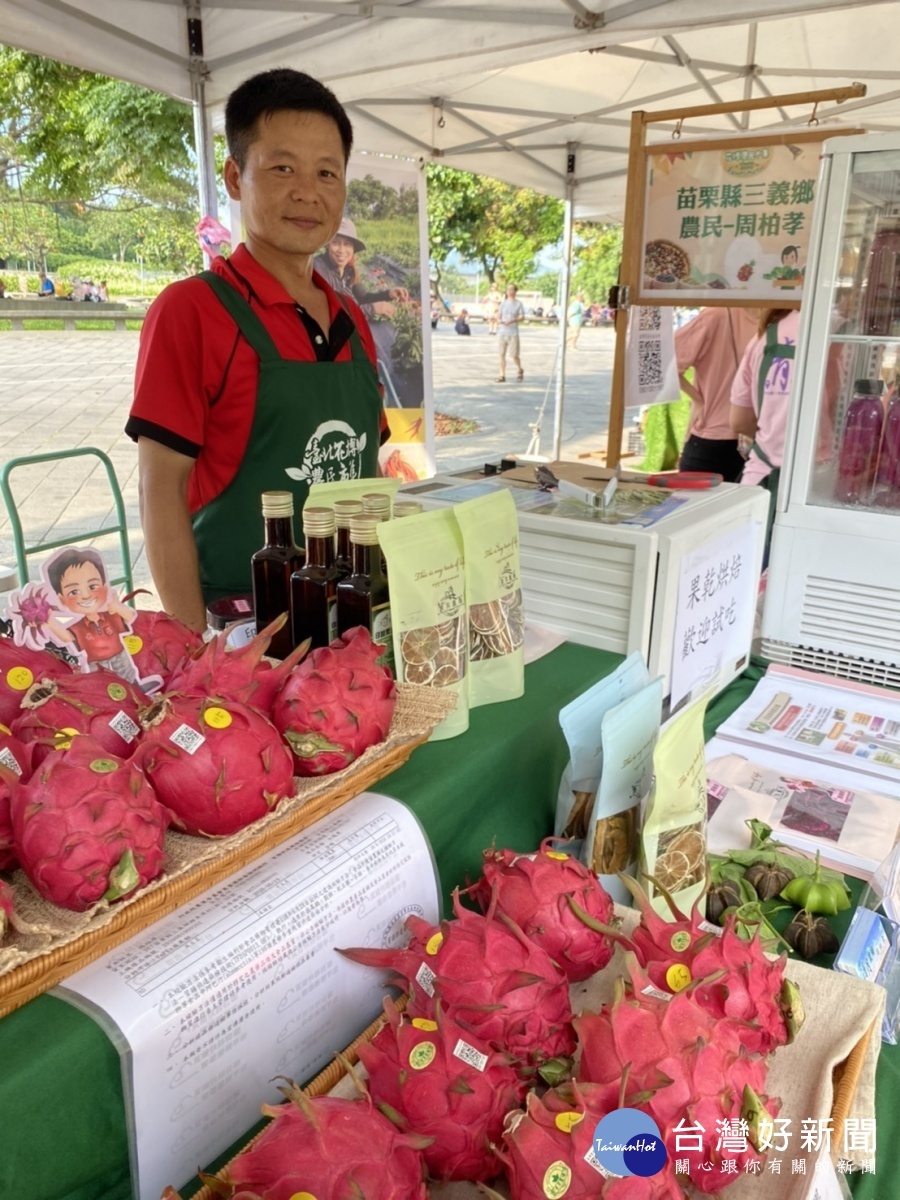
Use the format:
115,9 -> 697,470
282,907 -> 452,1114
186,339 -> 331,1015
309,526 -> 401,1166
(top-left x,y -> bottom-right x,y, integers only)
401,627 -> 440,665
404,659 -> 435,685
432,647 -> 461,686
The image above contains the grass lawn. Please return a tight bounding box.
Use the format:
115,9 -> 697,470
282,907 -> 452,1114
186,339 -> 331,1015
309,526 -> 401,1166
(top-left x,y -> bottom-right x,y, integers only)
0,319 -> 144,331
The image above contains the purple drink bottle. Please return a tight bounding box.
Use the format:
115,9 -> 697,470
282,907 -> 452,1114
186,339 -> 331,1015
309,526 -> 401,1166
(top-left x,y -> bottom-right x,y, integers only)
834,379 -> 884,505
874,391 -> 900,507
863,223 -> 900,336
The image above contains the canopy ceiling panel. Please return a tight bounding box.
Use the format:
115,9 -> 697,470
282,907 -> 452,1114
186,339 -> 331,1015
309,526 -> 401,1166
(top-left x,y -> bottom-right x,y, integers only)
1,0 -> 898,217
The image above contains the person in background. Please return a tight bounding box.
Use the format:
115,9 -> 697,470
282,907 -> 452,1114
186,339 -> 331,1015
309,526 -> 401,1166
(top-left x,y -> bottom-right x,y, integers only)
0,278 -> 5,300
485,284 -> 501,335
37,271 -> 55,297
496,283 -> 525,382
566,291 -> 586,349
70,277 -> 86,302
126,68 -> 384,631
98,281 -> 109,303
675,305 -> 758,481
454,308 -> 471,336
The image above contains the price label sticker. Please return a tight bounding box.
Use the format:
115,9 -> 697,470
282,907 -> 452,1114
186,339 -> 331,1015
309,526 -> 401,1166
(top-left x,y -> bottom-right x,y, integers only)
0,748 -> 22,775
425,932 -> 443,956
203,706 -> 233,730
55,727 -> 80,750
453,1039 -> 488,1072
6,667 -> 33,692
411,1018 -> 437,1032
555,1112 -> 584,1133
666,963 -> 692,993
123,635 -> 143,656
170,724 -> 205,755
415,961 -> 436,997
109,711 -> 140,743
546,850 -> 569,861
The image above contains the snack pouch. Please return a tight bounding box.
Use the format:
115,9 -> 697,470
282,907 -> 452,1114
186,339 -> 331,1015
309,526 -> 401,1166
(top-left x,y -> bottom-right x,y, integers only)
554,651 -> 650,857
452,490 -> 524,708
305,478 -> 401,511
378,509 -> 469,741
585,676 -> 664,905
640,691 -> 710,919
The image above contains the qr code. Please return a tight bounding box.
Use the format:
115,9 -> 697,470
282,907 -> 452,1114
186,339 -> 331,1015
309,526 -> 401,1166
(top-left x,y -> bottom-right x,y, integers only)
641,984 -> 673,1003
639,306 -> 662,331
0,747 -> 22,775
638,337 -> 663,389
170,723 -> 206,755
584,1145 -> 617,1178
453,1038 -> 488,1072
415,961 -> 436,997
108,710 -> 140,744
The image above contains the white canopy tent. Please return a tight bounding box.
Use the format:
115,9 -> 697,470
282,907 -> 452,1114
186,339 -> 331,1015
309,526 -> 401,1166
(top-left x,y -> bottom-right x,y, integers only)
4,0 -> 900,455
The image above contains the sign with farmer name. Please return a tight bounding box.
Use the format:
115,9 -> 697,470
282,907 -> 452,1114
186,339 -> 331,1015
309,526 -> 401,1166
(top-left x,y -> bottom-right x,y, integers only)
640,133 -> 838,304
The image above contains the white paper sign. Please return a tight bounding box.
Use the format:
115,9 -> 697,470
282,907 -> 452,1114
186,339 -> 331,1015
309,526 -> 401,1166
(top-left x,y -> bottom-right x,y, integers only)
670,522 -> 756,709
624,304 -> 681,409
54,791 -> 440,1200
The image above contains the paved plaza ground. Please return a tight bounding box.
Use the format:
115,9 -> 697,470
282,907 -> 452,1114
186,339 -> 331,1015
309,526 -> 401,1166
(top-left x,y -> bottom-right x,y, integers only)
0,321 -> 619,595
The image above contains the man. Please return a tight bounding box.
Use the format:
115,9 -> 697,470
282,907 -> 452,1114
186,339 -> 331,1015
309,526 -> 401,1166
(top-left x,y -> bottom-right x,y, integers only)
37,272 -> 55,297
496,283 -> 525,382
126,69 -> 383,632
567,291 -> 586,349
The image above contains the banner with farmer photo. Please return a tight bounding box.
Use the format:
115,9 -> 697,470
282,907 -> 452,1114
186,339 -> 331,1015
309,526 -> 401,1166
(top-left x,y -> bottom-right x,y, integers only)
320,154 -> 434,481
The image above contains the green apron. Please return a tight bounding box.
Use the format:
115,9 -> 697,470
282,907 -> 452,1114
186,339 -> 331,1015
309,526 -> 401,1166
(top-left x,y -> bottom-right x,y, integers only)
752,320 -> 795,558
193,272 -> 381,602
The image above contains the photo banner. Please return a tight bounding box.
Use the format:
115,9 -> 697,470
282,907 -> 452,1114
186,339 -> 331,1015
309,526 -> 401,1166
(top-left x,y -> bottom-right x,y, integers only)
639,130 -> 858,305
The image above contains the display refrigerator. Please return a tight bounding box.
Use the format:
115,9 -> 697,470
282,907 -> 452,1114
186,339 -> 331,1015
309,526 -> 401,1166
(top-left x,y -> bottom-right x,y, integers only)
763,130 -> 900,687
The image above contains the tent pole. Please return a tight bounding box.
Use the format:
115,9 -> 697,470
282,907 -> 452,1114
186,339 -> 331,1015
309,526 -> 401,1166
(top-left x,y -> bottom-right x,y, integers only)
551,147 -> 576,462
186,2 -> 218,221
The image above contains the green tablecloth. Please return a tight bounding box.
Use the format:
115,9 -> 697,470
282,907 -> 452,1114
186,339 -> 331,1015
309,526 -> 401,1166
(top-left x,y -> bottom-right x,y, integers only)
0,646 -> 892,1199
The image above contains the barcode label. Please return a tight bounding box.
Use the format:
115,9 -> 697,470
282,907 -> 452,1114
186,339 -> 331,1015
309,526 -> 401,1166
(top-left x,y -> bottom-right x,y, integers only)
109,710 -> 140,744
584,1146 -> 620,1177
415,961 -> 436,997
642,984 -> 673,1002
453,1039 -> 488,1072
698,920 -> 724,937
170,723 -> 205,755
0,747 -> 22,775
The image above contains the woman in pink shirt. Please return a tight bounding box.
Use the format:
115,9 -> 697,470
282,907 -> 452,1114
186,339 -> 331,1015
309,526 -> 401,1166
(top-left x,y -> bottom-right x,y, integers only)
729,308 -> 798,486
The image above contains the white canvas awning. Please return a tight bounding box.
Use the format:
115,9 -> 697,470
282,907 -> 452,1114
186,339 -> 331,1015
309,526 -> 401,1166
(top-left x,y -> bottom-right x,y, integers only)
2,0 -> 899,217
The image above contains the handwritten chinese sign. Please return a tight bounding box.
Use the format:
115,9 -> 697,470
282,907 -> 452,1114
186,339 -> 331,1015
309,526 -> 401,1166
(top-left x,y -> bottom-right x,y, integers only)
641,135 -> 829,303
670,523 -> 757,708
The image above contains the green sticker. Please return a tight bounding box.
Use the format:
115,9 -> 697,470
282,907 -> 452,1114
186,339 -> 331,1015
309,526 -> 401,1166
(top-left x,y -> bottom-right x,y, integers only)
107,682 -> 127,702
90,758 -> 119,774
408,1041 -> 436,1070
670,930 -> 691,953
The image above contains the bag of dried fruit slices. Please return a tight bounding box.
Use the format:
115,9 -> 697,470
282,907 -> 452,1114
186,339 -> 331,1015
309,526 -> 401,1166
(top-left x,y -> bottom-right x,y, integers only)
378,509 -> 469,740
452,490 -> 524,708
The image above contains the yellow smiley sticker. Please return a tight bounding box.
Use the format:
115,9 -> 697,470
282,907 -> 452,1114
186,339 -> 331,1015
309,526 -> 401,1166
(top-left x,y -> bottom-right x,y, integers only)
55,727 -> 81,750
425,932 -> 443,956
6,667 -> 34,692
411,1018 -> 438,1031
554,1112 -> 584,1133
289,1194 -> 318,1200
409,1041 -> 436,1070
203,706 -> 233,729
670,930 -> 691,953
666,963 -> 693,993
546,850 -> 569,861
123,635 -> 143,656
0,723 -> 10,736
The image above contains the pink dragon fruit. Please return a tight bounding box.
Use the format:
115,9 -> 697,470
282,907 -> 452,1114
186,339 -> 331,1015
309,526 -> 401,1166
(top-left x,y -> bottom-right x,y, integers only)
0,878 -> 13,938
272,626 -> 397,775
338,891 -> 575,1070
136,693 -> 294,836
166,615 -> 310,714
11,669 -> 144,764
0,762 -> 21,871
0,638 -> 73,726
119,598 -> 204,685
356,996 -> 527,1181
224,1082 -> 431,1199
0,723 -> 31,782
10,736 -> 169,911
466,838 -> 615,981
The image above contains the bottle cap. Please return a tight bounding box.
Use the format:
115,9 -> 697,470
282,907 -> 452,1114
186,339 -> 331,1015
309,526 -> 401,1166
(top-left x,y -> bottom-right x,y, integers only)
333,499 -> 364,528
393,501 -> 423,518
854,379 -> 884,395
361,492 -> 392,520
261,490 -> 295,517
349,515 -> 381,546
302,506 -> 336,538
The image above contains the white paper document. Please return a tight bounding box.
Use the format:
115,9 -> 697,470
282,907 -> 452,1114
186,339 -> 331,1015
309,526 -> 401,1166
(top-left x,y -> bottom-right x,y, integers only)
54,791 -> 440,1200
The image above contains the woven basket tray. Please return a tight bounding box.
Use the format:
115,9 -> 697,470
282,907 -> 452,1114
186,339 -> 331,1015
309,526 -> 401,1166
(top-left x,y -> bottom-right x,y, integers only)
0,684 -> 454,1018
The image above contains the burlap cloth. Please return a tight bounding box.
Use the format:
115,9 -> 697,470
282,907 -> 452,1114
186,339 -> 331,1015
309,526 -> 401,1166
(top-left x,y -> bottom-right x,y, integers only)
0,683 -> 455,980
328,906 -> 885,1199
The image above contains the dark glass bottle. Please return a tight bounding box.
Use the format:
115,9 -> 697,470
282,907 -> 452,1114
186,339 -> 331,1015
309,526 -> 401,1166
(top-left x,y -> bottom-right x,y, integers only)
337,515 -> 393,668
333,499 -> 363,581
290,507 -> 339,650
392,500 -> 424,518
251,490 -> 303,660
362,492 -> 392,576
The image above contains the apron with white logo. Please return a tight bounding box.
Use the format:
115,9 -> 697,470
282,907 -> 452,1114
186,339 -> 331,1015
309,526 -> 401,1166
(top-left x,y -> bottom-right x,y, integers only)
193,272 -> 381,602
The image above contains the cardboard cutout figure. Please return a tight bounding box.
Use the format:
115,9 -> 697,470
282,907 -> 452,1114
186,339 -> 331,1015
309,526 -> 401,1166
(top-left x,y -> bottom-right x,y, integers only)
4,546 -> 162,692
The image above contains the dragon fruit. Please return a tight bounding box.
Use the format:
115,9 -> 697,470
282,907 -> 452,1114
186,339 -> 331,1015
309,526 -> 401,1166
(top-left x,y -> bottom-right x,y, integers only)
0,638 -> 73,726
356,996 -> 526,1181
338,891 -> 575,1070
0,722 -> 31,782
166,615 -> 310,714
11,669 -> 144,765
136,693 -> 294,836
0,762 -> 21,871
0,878 -> 13,939
119,600 -> 204,685
466,838 -> 615,981
9,736 -> 169,911
224,1081 -> 430,1199
272,626 -> 397,776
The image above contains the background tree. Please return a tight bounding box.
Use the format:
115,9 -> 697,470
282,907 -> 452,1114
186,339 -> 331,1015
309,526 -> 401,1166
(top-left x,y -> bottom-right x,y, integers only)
572,222 -> 623,305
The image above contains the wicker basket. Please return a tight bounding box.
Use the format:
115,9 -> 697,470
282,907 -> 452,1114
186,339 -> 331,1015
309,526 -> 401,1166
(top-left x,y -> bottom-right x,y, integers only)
0,684 -> 454,1017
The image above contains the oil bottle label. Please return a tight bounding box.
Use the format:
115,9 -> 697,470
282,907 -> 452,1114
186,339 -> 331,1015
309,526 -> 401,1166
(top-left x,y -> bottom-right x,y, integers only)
371,603 -> 394,669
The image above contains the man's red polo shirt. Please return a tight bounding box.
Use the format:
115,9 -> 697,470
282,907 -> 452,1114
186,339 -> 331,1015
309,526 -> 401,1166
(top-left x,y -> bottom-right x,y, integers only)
126,245 -> 384,514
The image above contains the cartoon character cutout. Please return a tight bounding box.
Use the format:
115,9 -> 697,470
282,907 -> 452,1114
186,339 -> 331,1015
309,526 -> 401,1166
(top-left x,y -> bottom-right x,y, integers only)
4,546 -> 162,692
